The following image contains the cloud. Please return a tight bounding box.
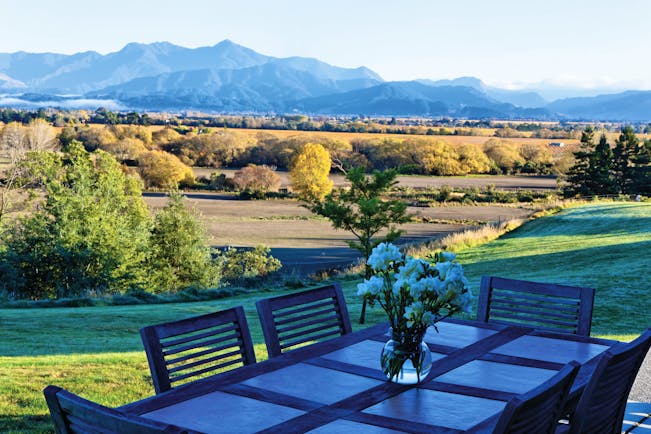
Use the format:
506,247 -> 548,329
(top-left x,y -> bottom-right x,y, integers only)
0,96 -> 127,110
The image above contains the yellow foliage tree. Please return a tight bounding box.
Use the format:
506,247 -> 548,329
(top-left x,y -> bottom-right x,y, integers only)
290,142 -> 333,202
138,150 -> 194,188
458,143 -> 492,174
421,141 -> 463,175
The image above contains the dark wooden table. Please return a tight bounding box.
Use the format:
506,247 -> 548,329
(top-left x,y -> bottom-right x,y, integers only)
119,319 -> 615,433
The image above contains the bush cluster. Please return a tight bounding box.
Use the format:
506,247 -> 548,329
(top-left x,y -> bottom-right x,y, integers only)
0,144 -> 281,300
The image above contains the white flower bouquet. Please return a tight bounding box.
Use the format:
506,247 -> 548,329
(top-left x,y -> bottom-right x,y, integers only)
357,242 -> 473,382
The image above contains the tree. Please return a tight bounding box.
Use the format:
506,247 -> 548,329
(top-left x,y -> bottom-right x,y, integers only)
24,118 -> 57,151
138,150 -> 195,188
290,142 -> 333,202
0,120 -> 59,223
309,167 -> 410,323
233,164 -> 281,198
564,127 -> 597,197
633,140 -> 651,195
0,142 -> 151,299
483,139 -> 524,174
612,126 -> 650,195
147,189 -> 220,293
613,126 -> 639,194
591,134 -> 616,194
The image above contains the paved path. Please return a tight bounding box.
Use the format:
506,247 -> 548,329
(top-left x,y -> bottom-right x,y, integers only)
631,352 -> 651,402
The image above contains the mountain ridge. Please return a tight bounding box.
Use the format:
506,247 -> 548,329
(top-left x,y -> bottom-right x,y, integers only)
1,40 -> 650,120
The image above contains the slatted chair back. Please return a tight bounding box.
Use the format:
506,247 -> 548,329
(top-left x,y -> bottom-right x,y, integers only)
492,361 -> 580,434
256,283 -> 352,358
567,328 -> 651,434
477,276 -> 595,336
140,306 -> 256,394
43,385 -> 197,434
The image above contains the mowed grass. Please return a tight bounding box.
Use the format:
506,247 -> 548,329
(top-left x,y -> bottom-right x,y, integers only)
458,202 -> 651,337
1,201 -> 649,432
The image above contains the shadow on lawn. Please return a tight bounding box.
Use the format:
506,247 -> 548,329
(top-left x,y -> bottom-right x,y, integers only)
463,239 -> 651,336
0,414 -> 53,433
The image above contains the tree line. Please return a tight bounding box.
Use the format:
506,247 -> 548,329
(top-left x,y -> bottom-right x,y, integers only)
54,124 -> 567,181
564,126 -> 650,197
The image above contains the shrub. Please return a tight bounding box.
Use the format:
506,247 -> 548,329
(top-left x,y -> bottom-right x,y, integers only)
216,245 -> 282,284
233,164 -> 281,198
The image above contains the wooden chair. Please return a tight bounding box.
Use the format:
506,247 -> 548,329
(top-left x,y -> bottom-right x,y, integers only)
140,306 -> 256,394
477,276 -> 595,336
562,328 -> 651,434
491,361 -> 580,434
43,385 -> 199,433
256,283 -> 352,357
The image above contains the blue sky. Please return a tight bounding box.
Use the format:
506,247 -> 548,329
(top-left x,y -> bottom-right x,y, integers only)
3,0 -> 650,90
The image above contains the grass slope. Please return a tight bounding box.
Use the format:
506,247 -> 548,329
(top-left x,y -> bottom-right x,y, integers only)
458,202 -> 651,337
1,201 -> 649,432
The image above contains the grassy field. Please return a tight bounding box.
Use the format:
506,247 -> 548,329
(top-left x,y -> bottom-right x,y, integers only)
1,201 -> 649,432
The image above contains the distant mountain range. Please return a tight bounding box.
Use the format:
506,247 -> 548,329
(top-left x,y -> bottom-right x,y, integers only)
1,40 -> 651,121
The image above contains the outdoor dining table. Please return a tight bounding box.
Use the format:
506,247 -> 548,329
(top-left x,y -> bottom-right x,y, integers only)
118,319 -> 617,433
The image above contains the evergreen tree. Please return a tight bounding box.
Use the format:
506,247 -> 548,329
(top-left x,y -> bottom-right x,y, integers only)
613,126 -> 639,194
564,127 -> 597,197
631,139 -> 651,195
147,189 -> 220,293
590,134 -> 616,194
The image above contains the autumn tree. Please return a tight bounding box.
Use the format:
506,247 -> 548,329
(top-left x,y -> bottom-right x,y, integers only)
0,120 -> 58,223
309,167 -> 410,323
483,139 -> 524,174
138,150 -> 195,188
457,143 -> 491,174
421,141 -> 462,175
290,142 -> 333,202
233,164 -> 281,198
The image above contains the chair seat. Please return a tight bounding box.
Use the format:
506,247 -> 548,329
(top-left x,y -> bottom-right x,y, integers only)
623,401 -> 651,433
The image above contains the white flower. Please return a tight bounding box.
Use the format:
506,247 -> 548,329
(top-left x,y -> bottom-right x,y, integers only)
454,290 -> 474,314
357,275 -> 385,296
368,242 -> 402,271
360,242 -> 473,332
435,261 -> 452,280
444,262 -> 464,283
411,276 -> 445,298
404,301 -> 424,327
392,277 -> 407,295
441,252 -> 456,261
398,257 -> 426,280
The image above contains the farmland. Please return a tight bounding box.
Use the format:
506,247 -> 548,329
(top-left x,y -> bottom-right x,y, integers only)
144,175 -> 542,274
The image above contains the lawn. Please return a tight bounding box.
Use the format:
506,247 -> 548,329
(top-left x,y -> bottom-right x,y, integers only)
0,201 -> 649,433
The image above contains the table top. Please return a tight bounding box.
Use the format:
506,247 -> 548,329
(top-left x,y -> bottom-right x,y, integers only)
120,319 -> 615,434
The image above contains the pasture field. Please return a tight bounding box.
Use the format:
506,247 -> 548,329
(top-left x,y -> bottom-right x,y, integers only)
0,201 -> 649,433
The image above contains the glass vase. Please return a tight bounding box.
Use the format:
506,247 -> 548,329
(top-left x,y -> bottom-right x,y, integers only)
381,333 -> 432,384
